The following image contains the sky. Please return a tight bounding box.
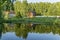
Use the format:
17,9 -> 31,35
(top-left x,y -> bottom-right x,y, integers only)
19,0 -> 60,3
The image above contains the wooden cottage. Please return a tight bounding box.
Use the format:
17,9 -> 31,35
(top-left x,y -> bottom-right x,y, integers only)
3,10 -> 15,19
9,10 -> 15,18
27,11 -> 36,18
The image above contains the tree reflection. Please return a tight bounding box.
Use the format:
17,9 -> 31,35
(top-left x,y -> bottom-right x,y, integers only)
1,23 -> 60,39
15,23 -> 30,39
0,24 -> 4,39
12,23 -> 60,39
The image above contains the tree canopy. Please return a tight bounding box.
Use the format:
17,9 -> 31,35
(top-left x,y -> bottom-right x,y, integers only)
14,0 -> 60,17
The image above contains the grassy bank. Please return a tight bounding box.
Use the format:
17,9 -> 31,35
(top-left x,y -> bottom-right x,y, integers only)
3,17 -> 60,25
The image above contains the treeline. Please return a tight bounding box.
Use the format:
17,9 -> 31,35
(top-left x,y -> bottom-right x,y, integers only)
14,0 -> 60,17
1,0 -> 60,18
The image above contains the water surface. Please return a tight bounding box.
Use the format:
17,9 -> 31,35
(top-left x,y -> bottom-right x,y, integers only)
0,23 -> 60,40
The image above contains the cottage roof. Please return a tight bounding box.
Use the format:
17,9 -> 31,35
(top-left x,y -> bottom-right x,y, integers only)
28,11 -> 36,16
10,10 -> 15,14
4,10 -> 15,14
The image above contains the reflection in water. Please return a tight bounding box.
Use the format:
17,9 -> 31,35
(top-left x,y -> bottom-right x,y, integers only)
0,23 -> 60,40
0,24 -> 4,39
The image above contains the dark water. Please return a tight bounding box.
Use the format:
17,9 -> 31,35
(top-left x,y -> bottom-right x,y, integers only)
0,23 -> 60,40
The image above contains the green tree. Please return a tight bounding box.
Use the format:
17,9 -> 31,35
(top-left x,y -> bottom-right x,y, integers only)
14,0 -> 28,18
0,0 -> 7,19
47,4 -> 57,16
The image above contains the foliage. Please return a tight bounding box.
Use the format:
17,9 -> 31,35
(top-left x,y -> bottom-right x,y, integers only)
0,23 -> 60,39
0,0 -> 14,20
14,1 -> 60,17
14,0 -> 28,17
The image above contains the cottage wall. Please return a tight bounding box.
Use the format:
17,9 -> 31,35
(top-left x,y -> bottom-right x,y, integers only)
3,10 -> 15,19
27,11 -> 36,18
27,12 -> 33,18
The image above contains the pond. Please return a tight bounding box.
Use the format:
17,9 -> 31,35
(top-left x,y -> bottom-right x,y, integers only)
0,23 -> 60,40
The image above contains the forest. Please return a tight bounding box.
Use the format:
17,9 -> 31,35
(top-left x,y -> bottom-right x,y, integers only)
0,0 -> 60,24
0,0 -> 60,18
14,0 -> 60,17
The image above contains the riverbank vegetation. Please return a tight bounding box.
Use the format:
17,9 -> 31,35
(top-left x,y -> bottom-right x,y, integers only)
0,0 -> 60,23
